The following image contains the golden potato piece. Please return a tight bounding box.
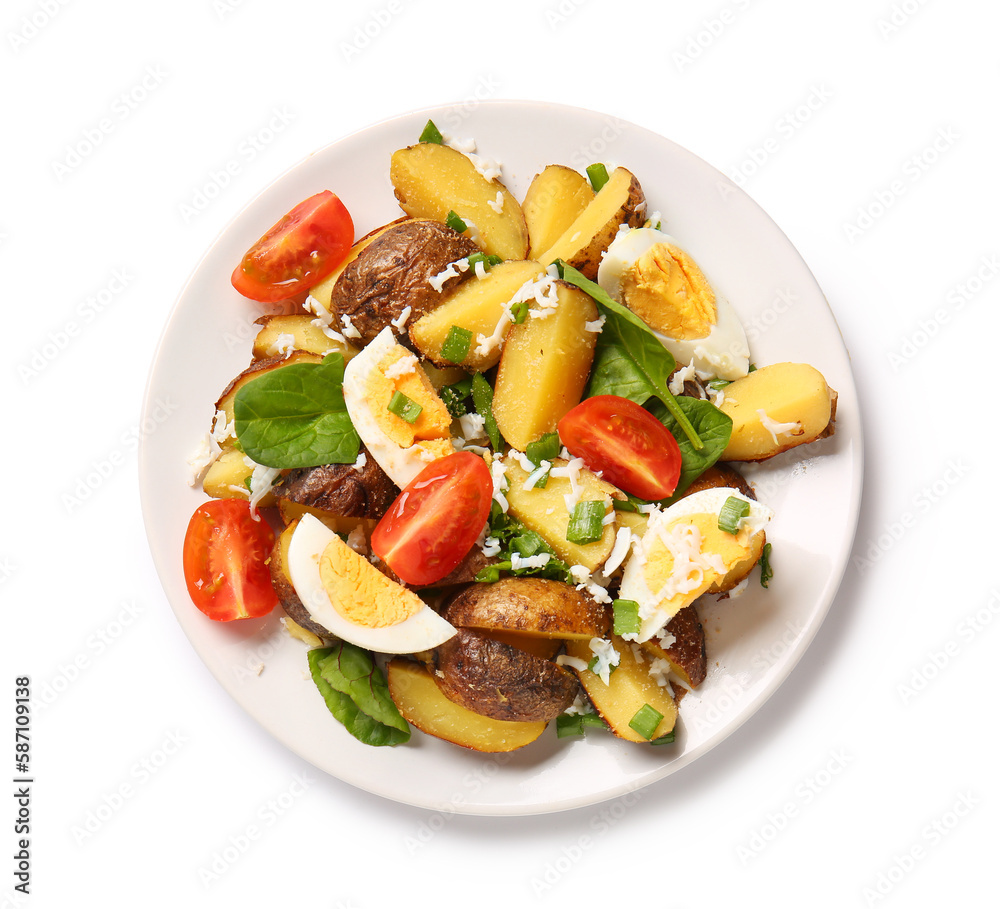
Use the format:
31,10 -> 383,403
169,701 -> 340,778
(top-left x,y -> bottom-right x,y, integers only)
268,521 -> 331,639
502,456 -> 623,572
492,281 -> 598,452
564,635 -> 677,743
444,577 -> 611,641
386,658 -> 547,753
521,164 -> 594,258
409,259 -> 546,371
390,142 -> 529,260
434,628 -> 580,722
719,362 -> 836,461
641,607 -> 707,689
533,167 -> 645,278
214,350 -> 324,427
251,314 -> 358,361
201,447 -> 275,506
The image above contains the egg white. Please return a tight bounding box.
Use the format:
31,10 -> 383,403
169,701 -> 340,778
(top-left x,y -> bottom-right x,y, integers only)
597,227 -> 750,381
619,487 -> 773,642
342,326 -> 447,489
286,513 -> 456,654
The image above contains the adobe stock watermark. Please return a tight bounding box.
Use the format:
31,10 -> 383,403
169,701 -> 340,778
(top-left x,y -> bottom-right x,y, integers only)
721,85 -> 834,192
842,127 -> 959,244
530,785 -> 645,896
433,75 -> 503,138
62,397 -> 180,514
851,459 -> 969,575
71,730 -> 189,844
198,771 -> 315,887
876,0 -> 934,39
340,0 -> 405,61
178,106 -> 296,223
671,0 -> 755,71
897,587 -> 999,705
544,0 -> 592,29
861,791 -> 980,906
737,747 -> 853,864
18,268 -> 134,386
30,600 -> 145,714
52,66 -> 168,181
404,753 -> 513,853
213,0 -> 250,20
568,116 -> 628,170
886,253 -> 999,371
7,0 -> 72,53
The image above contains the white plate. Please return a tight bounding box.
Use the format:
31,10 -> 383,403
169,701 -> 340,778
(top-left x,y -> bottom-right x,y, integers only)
139,100 -> 862,816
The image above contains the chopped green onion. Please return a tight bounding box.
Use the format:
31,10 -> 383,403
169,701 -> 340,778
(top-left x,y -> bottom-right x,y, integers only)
759,541 -> 773,588
511,530 -> 549,558
445,210 -> 468,233
566,500 -> 606,544
707,378 -> 730,391
628,703 -> 664,740
556,713 -> 607,738
440,376 -> 472,418
612,599 -> 640,636
718,495 -> 751,535
468,252 -> 502,272
418,119 -> 444,144
387,391 -> 422,424
510,299 -> 529,324
612,495 -> 643,513
441,325 -> 473,364
526,432 -> 560,465
471,373 -> 503,451
651,730 -> 676,745
586,162 -> 610,192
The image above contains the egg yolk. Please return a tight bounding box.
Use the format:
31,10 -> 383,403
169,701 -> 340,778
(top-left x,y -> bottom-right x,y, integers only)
640,512 -> 751,615
318,535 -> 425,627
366,347 -> 453,448
621,243 -> 717,340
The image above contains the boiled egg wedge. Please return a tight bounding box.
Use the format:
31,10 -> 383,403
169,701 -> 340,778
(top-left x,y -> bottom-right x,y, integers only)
286,513 -> 456,653
618,487 -> 772,642
597,227 -> 750,381
342,326 -> 454,489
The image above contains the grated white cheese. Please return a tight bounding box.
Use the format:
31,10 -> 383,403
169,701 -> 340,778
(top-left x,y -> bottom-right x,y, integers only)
562,691 -> 596,716
588,637 -> 621,686
244,457 -> 281,518
549,456 -> 586,511
556,654 -> 589,673
757,409 -> 802,444
185,434 -> 215,486
458,412 -> 487,442
428,256 -> 470,292
390,305 -> 413,330
382,353 -> 418,380
487,189 -> 505,214
603,526 -> 635,575
345,524 -> 368,555
669,361 -> 698,395
490,457 -> 509,513
510,553 -> 551,571
340,315 -> 362,339
647,657 -> 674,693
352,451 -> 367,471
584,315 -> 606,333
480,535 -> 502,558
304,295 -> 348,344
265,332 -> 296,359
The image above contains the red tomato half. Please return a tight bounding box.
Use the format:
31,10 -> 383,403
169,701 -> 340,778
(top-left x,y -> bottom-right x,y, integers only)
558,395 -> 682,500
182,499 -> 278,621
371,451 -> 493,587
231,190 -> 354,303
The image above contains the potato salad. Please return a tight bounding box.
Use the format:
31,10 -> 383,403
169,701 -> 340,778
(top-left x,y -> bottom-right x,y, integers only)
182,118 -> 837,752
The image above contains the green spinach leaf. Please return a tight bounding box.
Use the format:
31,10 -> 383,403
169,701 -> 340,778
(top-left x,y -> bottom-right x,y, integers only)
307,644 -> 410,747
233,352 -> 360,468
647,395 -> 732,499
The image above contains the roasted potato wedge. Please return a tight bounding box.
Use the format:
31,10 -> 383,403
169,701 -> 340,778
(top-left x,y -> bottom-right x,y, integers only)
329,219 -> 479,348
408,259 -> 546,371
502,455 -> 624,572
522,164 -> 595,258
434,628 -> 580,723
492,281 -> 599,452
201,447 -> 276,507
564,635 -> 677,743
387,658 -> 547,752
251,314 -> 358,361
444,577 -> 611,640
642,607 -> 707,688
533,167 -> 645,278
719,362 -> 836,461
268,521 -> 331,639
271,453 -> 397,521
390,142 -> 529,260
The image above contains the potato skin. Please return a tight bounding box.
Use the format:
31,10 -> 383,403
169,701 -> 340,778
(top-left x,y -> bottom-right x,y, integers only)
268,522 -> 332,639
329,220 -> 479,347
272,447 -> 397,520
646,606 -> 707,688
435,628 -> 581,722
444,576 -> 611,639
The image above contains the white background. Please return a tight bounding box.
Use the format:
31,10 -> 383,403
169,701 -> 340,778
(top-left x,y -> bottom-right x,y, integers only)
3,0 -> 996,906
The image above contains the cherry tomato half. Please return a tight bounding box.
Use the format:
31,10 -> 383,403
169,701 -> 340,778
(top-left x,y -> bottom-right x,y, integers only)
182,498 -> 278,621
371,451 -> 493,587
557,395 -> 682,500
231,190 -> 354,303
